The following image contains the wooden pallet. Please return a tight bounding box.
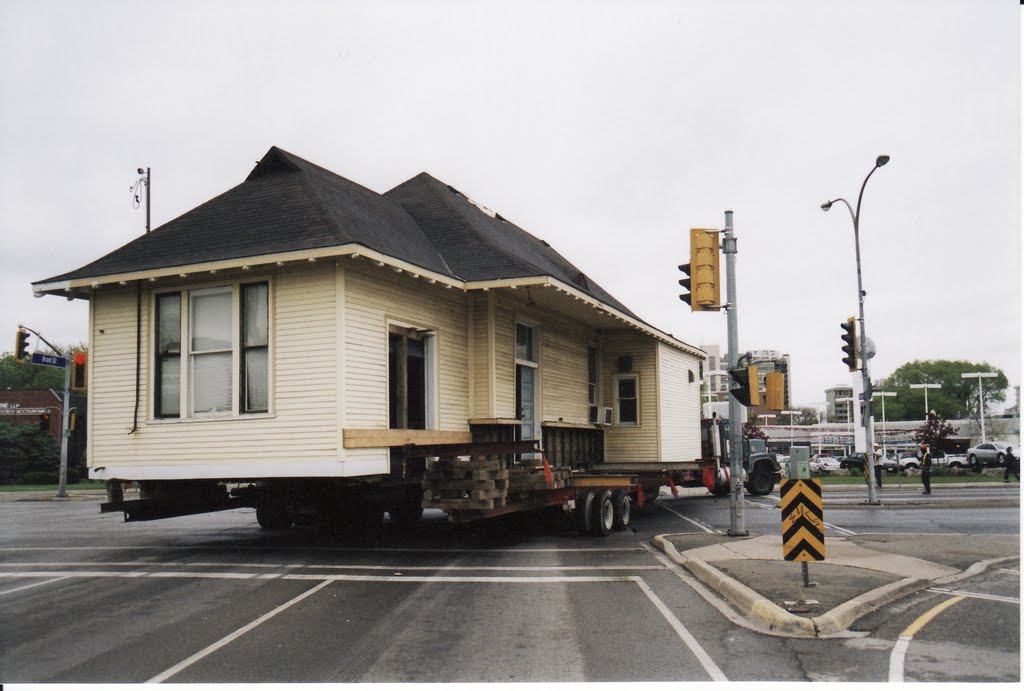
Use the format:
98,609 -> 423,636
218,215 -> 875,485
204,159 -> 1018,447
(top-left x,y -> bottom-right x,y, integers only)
507,466 -> 572,491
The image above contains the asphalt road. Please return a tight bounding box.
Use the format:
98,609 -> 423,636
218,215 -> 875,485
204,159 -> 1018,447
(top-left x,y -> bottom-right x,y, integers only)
0,486 -> 1018,684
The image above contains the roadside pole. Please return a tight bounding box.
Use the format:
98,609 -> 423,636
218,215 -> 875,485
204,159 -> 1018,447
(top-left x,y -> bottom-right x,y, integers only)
723,210 -> 747,536
57,355 -> 71,498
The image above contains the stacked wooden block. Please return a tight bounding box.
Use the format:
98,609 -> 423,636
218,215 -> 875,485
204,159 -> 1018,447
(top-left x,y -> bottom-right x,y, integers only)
508,465 -> 571,492
422,455 -> 509,510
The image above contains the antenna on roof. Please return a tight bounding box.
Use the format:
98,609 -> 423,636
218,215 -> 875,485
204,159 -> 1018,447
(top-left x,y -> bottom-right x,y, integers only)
130,167 -> 150,233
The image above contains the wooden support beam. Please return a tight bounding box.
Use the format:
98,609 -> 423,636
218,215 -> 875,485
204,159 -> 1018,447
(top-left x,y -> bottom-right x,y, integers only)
343,428 -> 472,449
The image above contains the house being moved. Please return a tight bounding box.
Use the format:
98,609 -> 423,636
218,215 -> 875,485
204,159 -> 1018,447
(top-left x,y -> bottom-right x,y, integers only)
32,147 -> 707,530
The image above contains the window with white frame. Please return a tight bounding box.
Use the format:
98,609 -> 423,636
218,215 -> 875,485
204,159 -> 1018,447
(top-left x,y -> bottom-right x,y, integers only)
515,322 -> 539,441
154,281 -> 270,418
613,373 -> 639,425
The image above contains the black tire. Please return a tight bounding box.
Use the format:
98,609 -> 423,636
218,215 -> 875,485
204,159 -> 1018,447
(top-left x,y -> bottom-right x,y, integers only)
389,501 -> 424,531
575,491 -> 595,536
997,453 -> 1006,466
589,489 -> 614,537
745,463 -> 774,496
969,455 -> 981,472
256,497 -> 292,530
643,485 -> 661,504
610,489 -> 631,531
903,462 -> 919,471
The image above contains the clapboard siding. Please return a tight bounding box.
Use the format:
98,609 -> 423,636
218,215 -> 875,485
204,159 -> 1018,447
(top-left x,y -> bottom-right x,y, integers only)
88,266 -> 340,472
469,293 -> 492,418
343,262 -> 470,433
539,320 -> 591,424
657,342 -> 701,461
492,302 -> 516,418
602,333 -> 659,463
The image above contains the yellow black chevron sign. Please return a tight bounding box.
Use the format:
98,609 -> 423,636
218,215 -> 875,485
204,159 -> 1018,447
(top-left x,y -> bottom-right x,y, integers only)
780,479 -> 825,562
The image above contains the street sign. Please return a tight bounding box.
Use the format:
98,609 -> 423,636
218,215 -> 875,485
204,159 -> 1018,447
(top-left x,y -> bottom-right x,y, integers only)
780,479 -> 825,562
30,352 -> 67,369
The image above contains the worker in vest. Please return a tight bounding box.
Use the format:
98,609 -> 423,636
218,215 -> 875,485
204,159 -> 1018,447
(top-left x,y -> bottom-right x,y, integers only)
917,442 -> 932,495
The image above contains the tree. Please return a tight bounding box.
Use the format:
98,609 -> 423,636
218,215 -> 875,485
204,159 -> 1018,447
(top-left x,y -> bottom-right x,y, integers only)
794,407 -> 821,425
0,420 -> 61,484
912,411 -> 957,452
881,360 -> 1008,423
742,421 -> 768,440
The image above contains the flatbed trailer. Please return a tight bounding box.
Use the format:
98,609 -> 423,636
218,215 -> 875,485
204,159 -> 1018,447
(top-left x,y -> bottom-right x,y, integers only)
100,439 -> 723,540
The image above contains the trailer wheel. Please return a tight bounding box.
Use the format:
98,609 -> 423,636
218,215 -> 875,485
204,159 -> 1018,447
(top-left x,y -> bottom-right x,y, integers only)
256,497 -> 292,530
610,489 -> 631,531
389,501 -> 424,531
589,490 -> 614,537
575,491 -> 595,535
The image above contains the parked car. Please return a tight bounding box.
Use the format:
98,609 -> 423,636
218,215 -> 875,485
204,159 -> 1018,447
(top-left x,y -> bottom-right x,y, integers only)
898,449 -> 968,471
966,441 -> 1014,469
838,452 -> 867,472
879,455 -> 899,474
811,456 -> 841,474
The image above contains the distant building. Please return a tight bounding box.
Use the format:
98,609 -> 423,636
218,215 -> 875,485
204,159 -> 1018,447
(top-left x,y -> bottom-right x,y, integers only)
825,385 -> 854,423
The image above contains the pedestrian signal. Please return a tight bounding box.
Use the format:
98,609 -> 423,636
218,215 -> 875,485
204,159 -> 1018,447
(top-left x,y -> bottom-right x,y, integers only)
765,372 -> 785,410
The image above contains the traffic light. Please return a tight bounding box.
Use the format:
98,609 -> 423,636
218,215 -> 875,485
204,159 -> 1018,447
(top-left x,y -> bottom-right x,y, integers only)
15,328 -> 30,363
38,413 -> 50,433
765,372 -> 785,411
729,365 -> 761,407
678,229 -> 721,312
840,317 -> 858,371
71,352 -> 87,391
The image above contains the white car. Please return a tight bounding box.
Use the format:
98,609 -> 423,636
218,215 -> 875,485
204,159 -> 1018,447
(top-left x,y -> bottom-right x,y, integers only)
811,456 -> 841,474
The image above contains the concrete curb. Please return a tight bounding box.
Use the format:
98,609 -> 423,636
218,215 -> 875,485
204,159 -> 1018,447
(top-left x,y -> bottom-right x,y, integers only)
651,533 -> 1021,639
652,535 -> 816,637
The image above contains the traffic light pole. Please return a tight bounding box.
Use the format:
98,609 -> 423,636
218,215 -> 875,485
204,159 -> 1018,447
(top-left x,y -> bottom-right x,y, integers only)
18,324 -> 71,498
723,210 -> 747,536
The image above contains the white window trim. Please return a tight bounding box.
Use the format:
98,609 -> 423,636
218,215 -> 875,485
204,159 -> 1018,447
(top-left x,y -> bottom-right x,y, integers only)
514,321 -> 540,441
613,373 -> 640,426
151,276 -> 274,422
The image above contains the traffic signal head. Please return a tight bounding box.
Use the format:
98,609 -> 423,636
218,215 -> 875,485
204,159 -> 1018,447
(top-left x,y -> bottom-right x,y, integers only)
38,413 -> 50,433
840,317 -> 858,371
728,364 -> 761,407
71,352 -> 87,391
764,372 -> 785,411
690,229 -> 720,310
15,328 -> 30,363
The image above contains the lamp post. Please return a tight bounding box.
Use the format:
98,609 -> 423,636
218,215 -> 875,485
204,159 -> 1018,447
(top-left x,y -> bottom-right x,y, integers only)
822,154 -> 889,505
781,409 -> 801,453
961,372 -> 998,443
873,391 -> 897,458
909,383 -> 942,422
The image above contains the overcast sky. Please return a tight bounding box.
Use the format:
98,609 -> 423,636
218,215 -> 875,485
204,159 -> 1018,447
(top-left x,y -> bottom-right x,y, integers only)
1,0 -> 1019,410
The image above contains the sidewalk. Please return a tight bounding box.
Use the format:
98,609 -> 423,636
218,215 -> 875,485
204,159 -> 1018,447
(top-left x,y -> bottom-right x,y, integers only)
653,531 -> 1020,638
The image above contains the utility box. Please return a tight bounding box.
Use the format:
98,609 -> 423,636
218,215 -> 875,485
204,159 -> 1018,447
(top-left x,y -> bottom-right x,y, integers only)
789,447 -> 811,479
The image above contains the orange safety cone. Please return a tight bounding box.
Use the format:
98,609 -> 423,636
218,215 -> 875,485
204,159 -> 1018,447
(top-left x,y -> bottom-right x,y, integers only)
542,454 -> 554,486
636,484 -> 646,508
667,476 -> 679,497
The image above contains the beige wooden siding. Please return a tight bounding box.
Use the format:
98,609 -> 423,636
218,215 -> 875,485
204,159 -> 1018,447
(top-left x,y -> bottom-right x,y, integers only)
88,266 -> 340,472
657,342 -> 701,461
602,333 -> 659,463
492,300 -> 516,418
344,262 -> 470,432
539,319 -> 591,424
469,293 -> 493,419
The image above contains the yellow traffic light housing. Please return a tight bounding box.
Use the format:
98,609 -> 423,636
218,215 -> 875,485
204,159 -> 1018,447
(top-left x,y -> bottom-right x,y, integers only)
765,372 -> 785,410
14,328 -> 30,363
840,317 -> 858,371
728,364 -> 761,407
689,228 -> 721,311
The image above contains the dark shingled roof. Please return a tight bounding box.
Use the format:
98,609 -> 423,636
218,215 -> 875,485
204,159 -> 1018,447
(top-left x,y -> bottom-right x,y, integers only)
37,146 -> 636,319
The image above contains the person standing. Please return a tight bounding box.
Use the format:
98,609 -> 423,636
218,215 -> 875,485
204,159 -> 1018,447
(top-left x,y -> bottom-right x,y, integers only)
917,442 -> 932,495
872,443 -> 883,489
1004,447 -> 1020,483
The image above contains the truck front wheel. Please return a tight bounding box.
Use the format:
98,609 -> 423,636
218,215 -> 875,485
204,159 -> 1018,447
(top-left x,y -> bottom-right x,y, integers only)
745,463 -> 775,496
256,497 -> 292,530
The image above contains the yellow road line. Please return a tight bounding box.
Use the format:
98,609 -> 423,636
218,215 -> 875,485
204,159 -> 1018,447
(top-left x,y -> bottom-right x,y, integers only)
888,595 -> 966,682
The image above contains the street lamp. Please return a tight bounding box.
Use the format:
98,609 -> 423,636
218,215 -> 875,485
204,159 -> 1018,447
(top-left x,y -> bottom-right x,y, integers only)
909,383 -> 942,422
822,154 -> 889,505
781,409 -> 801,453
961,372 -> 998,443
873,391 -> 897,458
